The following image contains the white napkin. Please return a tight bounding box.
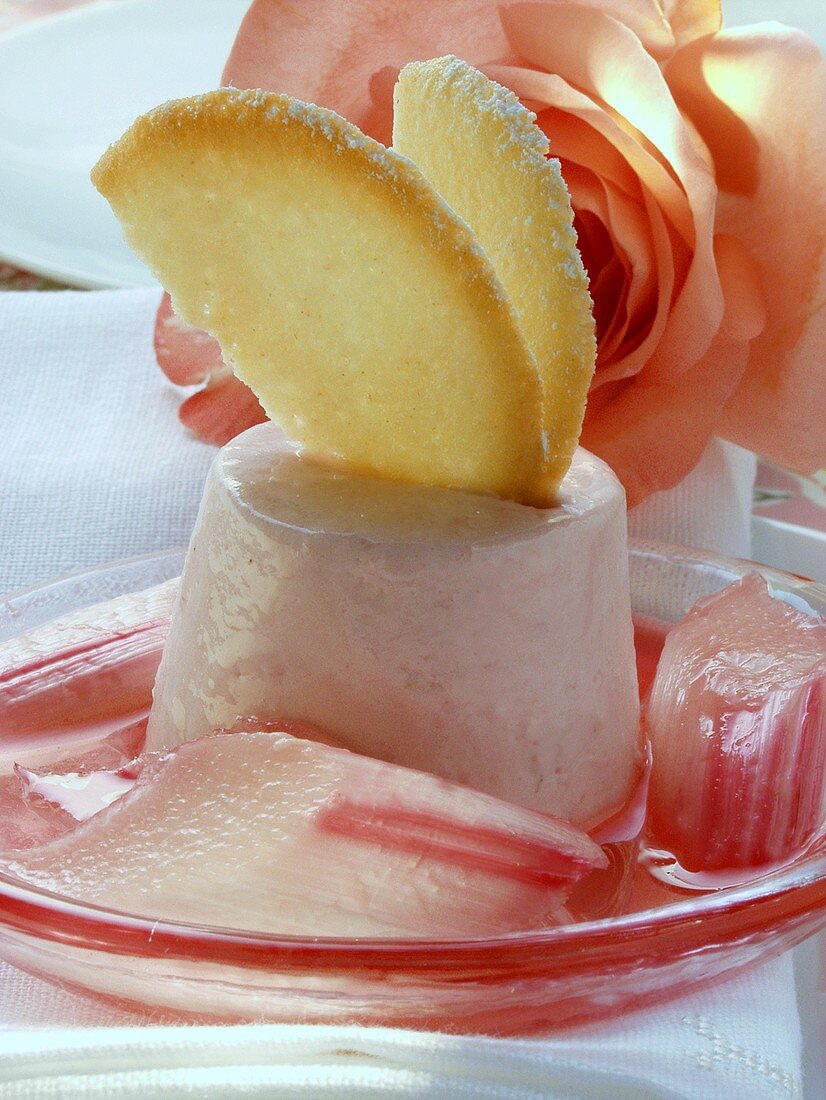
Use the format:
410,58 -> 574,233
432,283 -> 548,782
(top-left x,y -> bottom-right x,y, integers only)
0,288 -> 214,593
0,288 -> 809,1098
628,439 -> 756,560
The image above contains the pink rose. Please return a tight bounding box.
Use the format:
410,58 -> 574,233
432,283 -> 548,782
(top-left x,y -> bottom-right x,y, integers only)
157,0 -> 825,505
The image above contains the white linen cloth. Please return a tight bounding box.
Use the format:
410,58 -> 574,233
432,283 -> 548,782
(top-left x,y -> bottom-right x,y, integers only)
627,439 -> 756,560
0,288 -> 813,1098
0,289 -> 215,593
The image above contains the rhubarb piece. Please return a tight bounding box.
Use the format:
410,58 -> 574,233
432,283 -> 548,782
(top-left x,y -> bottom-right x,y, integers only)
0,722 -> 145,851
147,422 -> 642,829
0,582 -> 174,773
647,574 -> 826,871
0,774 -> 74,850
2,731 -> 606,938
393,56 -> 596,490
16,762 -> 138,823
92,88 -> 548,504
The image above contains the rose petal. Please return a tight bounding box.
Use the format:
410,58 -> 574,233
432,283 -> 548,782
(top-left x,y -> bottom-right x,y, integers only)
501,5 -> 722,377
562,161 -> 657,359
154,292 -> 224,387
179,373 -> 267,447
590,253 -> 627,353
486,64 -> 721,390
501,6 -> 707,204
597,185 -> 679,387
513,0 -> 679,59
583,233 -> 762,504
489,66 -> 693,240
223,0 -> 513,142
665,0 -> 721,46
710,233 -> 766,347
668,26 -> 826,473
564,173 -> 631,359
471,61 -> 691,389
553,0 -> 720,55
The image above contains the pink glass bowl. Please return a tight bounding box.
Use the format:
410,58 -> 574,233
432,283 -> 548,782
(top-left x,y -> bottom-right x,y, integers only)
0,540 -> 824,1032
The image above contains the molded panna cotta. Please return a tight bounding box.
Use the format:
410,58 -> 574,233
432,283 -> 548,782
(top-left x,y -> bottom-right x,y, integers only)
149,424 -> 641,828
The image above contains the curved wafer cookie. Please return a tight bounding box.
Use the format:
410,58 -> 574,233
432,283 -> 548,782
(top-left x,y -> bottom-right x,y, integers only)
93,89 -> 547,504
394,56 -> 596,491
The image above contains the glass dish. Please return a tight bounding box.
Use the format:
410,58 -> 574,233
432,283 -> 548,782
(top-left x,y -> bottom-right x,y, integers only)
0,540 -> 823,1032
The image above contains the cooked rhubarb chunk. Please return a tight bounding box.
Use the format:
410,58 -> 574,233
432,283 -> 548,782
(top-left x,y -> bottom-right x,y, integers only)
0,774 -> 74,850
0,581 -> 173,774
0,721 -> 146,851
1,731 -> 605,938
647,574 -> 826,871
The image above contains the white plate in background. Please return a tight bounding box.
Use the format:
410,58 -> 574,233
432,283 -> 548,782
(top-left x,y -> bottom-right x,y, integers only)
0,0 -> 248,287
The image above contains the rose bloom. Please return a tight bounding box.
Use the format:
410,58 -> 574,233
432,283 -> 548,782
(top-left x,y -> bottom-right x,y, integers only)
157,0 -> 825,506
